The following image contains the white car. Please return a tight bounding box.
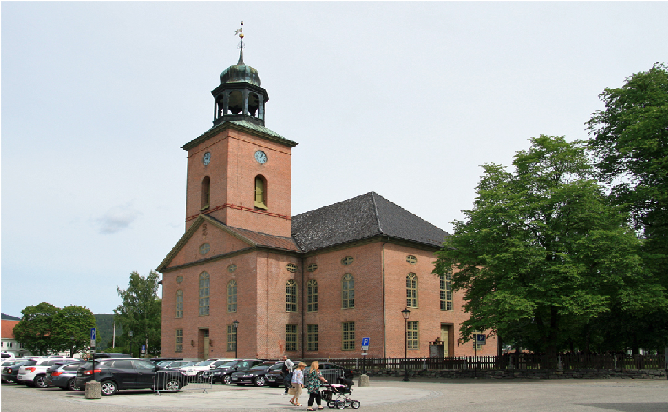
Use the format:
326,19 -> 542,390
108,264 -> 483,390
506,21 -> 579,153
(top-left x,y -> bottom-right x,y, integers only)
17,358 -> 77,388
180,360 -> 220,377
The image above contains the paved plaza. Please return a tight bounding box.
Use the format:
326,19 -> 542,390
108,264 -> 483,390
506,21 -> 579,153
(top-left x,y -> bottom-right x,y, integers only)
2,377 -> 668,412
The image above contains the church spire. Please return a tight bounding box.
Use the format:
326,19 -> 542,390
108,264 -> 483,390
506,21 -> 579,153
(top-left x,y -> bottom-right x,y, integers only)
212,22 -> 268,127
236,21 -> 245,65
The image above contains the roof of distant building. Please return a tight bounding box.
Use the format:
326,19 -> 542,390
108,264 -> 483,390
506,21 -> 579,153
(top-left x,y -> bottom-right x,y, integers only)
1,320 -> 19,339
291,192 -> 448,253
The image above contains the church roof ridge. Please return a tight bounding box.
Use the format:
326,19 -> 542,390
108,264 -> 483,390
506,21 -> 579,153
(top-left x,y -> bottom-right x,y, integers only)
291,192 -> 448,253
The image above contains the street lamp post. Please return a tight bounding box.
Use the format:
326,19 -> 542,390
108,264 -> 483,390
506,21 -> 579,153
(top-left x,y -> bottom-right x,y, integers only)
233,320 -> 239,358
128,331 -> 134,357
401,308 -> 411,382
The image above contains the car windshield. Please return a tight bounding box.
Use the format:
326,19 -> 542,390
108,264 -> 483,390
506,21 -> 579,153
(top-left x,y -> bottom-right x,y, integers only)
195,360 -> 212,366
270,363 -> 283,370
250,364 -> 271,371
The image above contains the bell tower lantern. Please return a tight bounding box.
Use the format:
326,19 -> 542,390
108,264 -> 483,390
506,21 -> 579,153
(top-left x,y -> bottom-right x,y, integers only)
211,30 -> 268,127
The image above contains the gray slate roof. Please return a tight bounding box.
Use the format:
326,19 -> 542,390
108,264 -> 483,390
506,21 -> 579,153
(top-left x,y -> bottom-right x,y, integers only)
291,192 -> 448,253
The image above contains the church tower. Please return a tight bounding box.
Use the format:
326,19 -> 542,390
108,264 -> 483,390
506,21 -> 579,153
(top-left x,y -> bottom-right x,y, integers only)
181,31 -> 297,238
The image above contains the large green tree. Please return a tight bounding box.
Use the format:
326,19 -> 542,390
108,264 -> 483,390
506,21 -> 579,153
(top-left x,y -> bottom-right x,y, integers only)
13,303 -> 96,356
587,63 -> 668,352
51,305 -> 97,357
114,271 -> 162,357
434,136 -> 666,356
13,302 -> 60,355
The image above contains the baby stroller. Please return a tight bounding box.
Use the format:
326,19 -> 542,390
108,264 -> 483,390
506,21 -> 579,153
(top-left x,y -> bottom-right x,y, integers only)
321,377 -> 360,409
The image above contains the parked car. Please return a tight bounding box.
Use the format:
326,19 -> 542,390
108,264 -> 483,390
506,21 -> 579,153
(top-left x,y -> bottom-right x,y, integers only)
44,361 -> 85,391
2,360 -> 33,383
164,360 -> 196,370
75,358 -> 188,396
265,361 -> 287,387
230,361 -> 281,386
17,358 -> 77,388
208,359 -> 264,384
180,359 -> 221,377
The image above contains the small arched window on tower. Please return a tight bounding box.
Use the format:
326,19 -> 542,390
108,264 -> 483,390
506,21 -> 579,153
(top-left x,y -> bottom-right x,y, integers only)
201,176 -> 210,210
254,175 -> 267,209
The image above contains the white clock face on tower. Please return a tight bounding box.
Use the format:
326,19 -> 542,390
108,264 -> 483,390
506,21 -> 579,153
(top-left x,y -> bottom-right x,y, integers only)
254,150 -> 268,164
203,152 -> 211,165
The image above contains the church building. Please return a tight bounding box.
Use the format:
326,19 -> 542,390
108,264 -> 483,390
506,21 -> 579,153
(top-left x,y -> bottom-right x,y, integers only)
158,44 -> 496,360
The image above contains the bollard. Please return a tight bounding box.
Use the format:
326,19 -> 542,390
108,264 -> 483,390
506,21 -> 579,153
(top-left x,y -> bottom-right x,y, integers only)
358,374 -> 369,387
85,380 -> 102,399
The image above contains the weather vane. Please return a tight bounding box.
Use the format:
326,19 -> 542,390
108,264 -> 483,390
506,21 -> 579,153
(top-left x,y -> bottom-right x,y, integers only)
234,21 -> 244,50
234,21 -> 245,64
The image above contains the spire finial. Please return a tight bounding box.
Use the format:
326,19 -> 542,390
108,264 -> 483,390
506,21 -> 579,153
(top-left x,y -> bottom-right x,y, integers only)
234,21 -> 245,65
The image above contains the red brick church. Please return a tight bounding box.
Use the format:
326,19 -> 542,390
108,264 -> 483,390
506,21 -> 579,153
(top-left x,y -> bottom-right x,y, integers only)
157,46 -> 496,360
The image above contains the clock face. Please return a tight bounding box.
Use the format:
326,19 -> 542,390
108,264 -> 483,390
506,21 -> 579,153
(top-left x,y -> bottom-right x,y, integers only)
254,150 -> 268,164
203,152 -> 211,165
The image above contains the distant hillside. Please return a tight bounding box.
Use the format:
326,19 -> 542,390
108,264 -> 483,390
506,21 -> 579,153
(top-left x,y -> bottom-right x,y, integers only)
94,314 -> 121,351
1,313 -> 21,321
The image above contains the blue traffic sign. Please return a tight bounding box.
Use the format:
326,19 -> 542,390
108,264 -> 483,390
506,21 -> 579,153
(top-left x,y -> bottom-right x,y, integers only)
90,328 -> 96,341
475,334 -> 486,345
361,337 -> 370,350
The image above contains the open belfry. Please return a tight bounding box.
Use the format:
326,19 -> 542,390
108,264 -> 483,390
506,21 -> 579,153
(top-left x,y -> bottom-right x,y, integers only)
158,26 -> 496,360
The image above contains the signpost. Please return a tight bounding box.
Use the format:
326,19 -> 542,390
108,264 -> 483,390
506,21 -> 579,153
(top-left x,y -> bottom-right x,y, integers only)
90,328 -> 97,381
473,333 -> 485,378
361,337 -> 370,374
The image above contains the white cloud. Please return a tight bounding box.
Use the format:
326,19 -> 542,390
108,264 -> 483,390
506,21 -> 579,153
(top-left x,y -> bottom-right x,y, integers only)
96,204 -> 142,234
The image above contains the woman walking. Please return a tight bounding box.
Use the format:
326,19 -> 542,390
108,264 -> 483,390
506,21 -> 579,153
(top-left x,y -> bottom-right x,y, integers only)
305,361 -> 327,411
289,362 -> 307,406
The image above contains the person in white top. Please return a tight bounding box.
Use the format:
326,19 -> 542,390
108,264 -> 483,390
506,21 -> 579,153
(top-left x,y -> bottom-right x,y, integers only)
282,355 -> 294,394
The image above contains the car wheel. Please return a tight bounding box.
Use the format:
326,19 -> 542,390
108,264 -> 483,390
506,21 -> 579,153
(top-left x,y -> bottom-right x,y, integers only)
164,378 -> 181,392
253,376 -> 266,387
33,375 -> 48,388
66,378 -> 80,391
100,380 -> 117,396
223,375 -> 231,385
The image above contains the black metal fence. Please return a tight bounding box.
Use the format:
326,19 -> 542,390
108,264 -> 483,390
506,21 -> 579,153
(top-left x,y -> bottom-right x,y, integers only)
319,354 -> 666,371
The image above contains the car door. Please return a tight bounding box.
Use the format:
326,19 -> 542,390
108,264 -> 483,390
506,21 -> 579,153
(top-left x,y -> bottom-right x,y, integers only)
108,360 -> 137,389
133,360 -> 157,389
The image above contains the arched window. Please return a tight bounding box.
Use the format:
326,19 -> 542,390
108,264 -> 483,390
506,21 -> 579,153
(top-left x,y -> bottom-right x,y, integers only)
227,280 -> 237,313
307,279 -> 318,312
342,274 -> 354,309
176,290 -> 183,318
255,175 -> 267,209
406,273 -> 418,308
286,279 -> 297,312
201,176 -> 210,210
440,274 -> 453,311
199,272 -> 210,316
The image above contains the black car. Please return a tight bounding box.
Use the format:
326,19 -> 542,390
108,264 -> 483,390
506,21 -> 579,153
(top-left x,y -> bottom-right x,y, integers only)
75,358 -> 187,396
2,360 -> 33,384
265,361 -> 287,387
231,361 -> 281,386
207,359 -> 264,384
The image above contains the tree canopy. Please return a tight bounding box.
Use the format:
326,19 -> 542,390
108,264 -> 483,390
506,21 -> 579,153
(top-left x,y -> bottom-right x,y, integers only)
13,302 -> 96,356
114,271 -> 162,357
434,136 -> 667,355
587,62 -> 668,352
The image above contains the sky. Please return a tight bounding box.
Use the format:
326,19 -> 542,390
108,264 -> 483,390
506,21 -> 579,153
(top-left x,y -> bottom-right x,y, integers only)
2,2 -> 668,317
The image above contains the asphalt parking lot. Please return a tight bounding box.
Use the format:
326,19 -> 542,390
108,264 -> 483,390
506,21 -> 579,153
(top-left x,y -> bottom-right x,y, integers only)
2,377 -> 668,412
